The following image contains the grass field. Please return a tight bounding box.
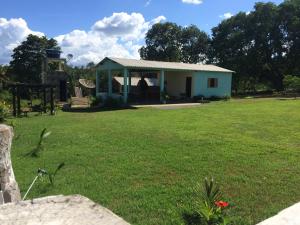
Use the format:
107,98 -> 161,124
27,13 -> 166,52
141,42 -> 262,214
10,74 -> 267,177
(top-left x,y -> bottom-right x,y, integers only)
10,98 -> 300,225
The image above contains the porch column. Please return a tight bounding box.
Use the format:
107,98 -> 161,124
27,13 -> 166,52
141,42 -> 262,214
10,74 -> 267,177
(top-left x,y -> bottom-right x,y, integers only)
160,70 -> 165,102
96,70 -> 100,96
108,69 -> 112,97
123,68 -> 128,104
128,72 -> 131,93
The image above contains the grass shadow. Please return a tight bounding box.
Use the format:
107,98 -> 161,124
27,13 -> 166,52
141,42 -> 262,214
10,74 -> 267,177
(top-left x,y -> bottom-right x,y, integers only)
182,212 -> 202,225
62,105 -> 138,113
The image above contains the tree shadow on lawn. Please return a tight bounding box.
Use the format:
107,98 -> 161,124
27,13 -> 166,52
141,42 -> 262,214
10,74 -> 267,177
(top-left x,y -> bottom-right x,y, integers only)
62,105 -> 138,113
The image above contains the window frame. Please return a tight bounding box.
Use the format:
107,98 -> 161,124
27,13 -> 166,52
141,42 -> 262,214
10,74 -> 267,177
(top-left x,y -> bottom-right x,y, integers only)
207,78 -> 218,88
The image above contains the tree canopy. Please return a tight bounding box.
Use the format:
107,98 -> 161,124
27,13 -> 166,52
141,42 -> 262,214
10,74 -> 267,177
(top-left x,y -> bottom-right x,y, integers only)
8,34 -> 60,84
140,23 -> 211,63
141,0 -> 300,92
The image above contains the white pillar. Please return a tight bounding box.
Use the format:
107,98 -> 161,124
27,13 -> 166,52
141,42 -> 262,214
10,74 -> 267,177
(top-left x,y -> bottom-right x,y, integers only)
160,70 -> 165,102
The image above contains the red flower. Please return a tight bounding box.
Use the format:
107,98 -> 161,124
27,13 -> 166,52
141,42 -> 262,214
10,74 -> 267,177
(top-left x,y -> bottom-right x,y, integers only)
215,201 -> 229,208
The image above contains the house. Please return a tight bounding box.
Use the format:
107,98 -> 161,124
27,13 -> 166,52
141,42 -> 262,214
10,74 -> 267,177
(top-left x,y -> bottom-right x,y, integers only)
96,57 -> 233,103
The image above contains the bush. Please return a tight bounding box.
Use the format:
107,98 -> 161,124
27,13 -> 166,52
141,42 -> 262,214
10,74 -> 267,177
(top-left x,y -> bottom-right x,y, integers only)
283,75 -> 300,92
193,95 -> 205,102
0,90 -> 12,103
90,96 -> 103,107
0,101 -> 10,122
209,96 -> 231,101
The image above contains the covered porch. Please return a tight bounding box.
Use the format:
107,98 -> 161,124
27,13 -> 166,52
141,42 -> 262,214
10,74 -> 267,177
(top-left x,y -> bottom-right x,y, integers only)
96,68 -> 166,104
96,58 -> 195,104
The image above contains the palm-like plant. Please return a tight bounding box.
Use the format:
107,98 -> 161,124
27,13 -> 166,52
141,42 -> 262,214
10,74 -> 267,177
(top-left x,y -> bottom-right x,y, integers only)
202,178 -> 222,207
48,162 -> 65,185
27,128 -> 51,157
197,178 -> 230,225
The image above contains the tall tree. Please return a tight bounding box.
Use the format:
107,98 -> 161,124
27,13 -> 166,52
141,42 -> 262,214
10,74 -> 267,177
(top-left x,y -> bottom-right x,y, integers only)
181,25 -> 211,64
211,12 -> 255,92
8,34 -> 60,83
278,0 -> 300,75
140,22 -> 182,62
212,1 -> 300,92
140,23 -> 211,64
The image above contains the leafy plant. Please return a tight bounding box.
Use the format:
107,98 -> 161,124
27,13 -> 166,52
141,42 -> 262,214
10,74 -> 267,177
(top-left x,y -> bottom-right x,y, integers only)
27,128 -> 51,157
160,91 -> 170,103
283,75 -> 300,92
23,163 -> 65,200
196,178 -> 230,225
0,101 -> 10,122
90,95 -> 103,107
48,162 -> 65,185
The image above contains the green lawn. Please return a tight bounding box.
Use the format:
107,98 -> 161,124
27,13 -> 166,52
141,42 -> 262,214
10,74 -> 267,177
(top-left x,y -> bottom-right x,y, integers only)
11,99 -> 300,225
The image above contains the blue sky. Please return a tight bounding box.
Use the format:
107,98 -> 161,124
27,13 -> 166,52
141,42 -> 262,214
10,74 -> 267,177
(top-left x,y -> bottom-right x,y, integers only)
0,0 -> 284,65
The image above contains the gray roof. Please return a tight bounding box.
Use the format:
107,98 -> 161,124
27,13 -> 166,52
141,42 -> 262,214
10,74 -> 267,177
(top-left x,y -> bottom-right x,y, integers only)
104,57 -> 233,73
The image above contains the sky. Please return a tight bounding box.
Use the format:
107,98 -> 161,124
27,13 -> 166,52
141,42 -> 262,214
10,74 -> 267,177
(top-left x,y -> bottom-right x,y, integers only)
0,0 -> 284,66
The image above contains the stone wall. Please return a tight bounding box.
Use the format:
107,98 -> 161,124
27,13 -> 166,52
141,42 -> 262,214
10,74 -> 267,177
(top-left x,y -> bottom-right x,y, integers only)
0,195 -> 130,225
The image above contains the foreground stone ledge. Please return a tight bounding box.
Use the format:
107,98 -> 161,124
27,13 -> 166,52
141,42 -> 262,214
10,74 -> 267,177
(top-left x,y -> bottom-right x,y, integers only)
257,202 -> 300,225
0,124 -> 21,203
0,194 -> 130,225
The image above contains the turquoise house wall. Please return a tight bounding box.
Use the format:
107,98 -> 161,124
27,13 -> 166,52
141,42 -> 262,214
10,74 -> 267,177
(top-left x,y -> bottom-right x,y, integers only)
97,59 -> 124,71
192,71 -> 232,97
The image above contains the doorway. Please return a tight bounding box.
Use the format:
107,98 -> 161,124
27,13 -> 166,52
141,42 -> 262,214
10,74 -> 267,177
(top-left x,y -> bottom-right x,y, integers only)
186,77 -> 192,98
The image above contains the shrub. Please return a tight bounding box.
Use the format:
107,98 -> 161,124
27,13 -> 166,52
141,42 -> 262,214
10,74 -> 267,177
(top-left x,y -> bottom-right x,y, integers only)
193,95 -> 205,102
160,91 -> 170,103
209,96 -> 223,101
90,95 -> 103,107
0,101 -> 10,122
283,75 -> 300,92
0,90 -> 12,103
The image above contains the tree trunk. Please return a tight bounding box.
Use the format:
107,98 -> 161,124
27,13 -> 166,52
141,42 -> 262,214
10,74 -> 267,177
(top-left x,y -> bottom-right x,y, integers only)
0,125 -> 21,203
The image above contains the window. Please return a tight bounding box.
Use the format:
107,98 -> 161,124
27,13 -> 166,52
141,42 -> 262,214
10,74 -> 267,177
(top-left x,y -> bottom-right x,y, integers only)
208,78 -> 218,88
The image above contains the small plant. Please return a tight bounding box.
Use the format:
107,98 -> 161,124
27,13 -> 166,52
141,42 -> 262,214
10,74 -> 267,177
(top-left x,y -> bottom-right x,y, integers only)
22,163 -> 65,200
160,91 -> 170,103
90,95 -> 103,107
48,162 -> 65,185
196,178 -> 230,225
27,128 -> 51,157
0,101 -> 10,122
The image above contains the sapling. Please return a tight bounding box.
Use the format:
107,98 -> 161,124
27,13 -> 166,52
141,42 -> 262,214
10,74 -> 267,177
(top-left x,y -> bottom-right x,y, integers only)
27,128 -> 51,157
22,163 -> 65,200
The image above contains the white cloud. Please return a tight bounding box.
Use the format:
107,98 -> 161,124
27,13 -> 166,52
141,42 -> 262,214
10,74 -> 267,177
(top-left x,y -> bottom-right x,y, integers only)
182,0 -> 203,5
145,0 -> 151,7
0,13 -> 166,66
219,12 -> 233,19
0,18 -> 44,64
56,12 -> 166,65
